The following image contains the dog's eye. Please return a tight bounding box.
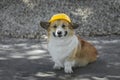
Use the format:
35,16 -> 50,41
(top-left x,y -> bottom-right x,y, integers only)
53,25 -> 57,28
62,24 -> 65,28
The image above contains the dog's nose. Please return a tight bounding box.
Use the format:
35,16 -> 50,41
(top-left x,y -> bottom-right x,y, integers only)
57,31 -> 62,35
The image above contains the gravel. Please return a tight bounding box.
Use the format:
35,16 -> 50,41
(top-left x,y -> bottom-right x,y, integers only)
0,0 -> 120,38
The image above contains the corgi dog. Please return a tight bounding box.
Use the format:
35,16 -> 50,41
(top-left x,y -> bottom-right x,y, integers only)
40,13 -> 97,73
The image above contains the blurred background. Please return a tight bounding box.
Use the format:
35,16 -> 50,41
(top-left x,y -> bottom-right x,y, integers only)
0,0 -> 120,39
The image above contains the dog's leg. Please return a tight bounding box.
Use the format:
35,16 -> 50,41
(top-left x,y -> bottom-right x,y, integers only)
53,63 -> 62,70
53,60 -> 63,70
64,60 -> 75,73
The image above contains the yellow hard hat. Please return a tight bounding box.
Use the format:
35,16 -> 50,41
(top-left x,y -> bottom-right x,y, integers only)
49,13 -> 71,23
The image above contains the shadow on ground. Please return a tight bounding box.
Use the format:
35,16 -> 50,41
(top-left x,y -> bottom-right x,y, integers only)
0,36 -> 120,80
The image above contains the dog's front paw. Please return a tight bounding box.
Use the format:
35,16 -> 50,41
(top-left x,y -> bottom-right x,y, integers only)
64,67 -> 73,73
53,64 -> 61,70
64,63 -> 73,73
64,60 -> 75,73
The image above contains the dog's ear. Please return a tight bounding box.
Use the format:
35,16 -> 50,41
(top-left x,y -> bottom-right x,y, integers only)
40,21 -> 50,30
71,23 -> 79,29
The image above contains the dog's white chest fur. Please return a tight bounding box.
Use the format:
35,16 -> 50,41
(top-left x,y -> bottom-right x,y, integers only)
48,35 -> 78,66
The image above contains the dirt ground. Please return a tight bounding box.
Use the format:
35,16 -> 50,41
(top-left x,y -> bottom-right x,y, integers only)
0,36 -> 120,80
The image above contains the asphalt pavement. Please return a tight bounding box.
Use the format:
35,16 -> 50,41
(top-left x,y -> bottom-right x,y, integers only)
0,36 -> 120,80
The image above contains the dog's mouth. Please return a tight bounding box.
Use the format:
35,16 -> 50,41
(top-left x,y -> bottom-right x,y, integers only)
64,31 -> 68,36
53,31 -> 68,38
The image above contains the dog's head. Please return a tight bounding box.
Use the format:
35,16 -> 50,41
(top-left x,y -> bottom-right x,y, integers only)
40,13 -> 79,38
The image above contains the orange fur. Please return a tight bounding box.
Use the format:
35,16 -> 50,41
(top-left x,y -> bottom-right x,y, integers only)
67,36 -> 97,67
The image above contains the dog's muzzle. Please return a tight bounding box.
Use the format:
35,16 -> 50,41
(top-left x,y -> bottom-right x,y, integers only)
53,31 -> 68,38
